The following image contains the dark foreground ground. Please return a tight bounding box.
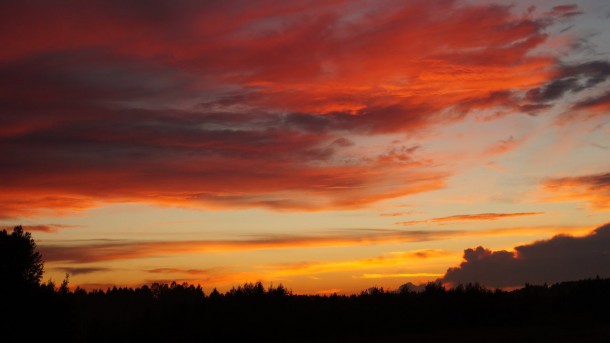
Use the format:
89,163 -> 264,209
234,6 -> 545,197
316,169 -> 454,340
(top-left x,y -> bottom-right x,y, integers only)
2,278 -> 610,342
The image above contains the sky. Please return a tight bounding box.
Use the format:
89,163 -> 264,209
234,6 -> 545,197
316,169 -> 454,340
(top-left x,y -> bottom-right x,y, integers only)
1,0 -> 609,294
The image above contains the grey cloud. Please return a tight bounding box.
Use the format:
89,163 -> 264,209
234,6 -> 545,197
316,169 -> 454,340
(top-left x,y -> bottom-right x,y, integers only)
442,223 -> 610,288
54,266 -> 110,276
572,91 -> 610,111
526,61 -> 610,103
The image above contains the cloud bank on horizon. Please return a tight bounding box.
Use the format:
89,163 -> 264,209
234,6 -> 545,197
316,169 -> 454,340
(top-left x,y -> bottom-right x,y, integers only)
442,222 -> 610,288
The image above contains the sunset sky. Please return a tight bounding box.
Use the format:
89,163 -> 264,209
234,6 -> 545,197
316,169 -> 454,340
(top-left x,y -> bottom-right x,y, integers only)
1,0 -> 609,294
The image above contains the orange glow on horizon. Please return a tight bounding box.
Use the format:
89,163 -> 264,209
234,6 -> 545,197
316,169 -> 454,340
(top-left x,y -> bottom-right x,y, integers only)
2,0 -> 609,294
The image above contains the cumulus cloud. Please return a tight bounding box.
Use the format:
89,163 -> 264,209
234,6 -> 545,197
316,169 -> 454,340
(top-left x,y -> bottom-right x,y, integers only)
442,223 -> 610,288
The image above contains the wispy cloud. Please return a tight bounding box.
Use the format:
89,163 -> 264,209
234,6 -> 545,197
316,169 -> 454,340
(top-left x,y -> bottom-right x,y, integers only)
379,211 -> 422,217
39,231 -> 457,263
572,91 -> 610,114
18,224 -> 82,233
542,172 -> 610,210
485,136 -> 526,156
39,224 -> 592,264
396,212 -> 544,226
53,266 -> 110,276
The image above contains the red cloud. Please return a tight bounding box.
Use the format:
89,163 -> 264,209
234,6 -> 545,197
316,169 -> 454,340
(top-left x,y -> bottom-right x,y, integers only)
20,224 -> 81,233
0,1 -> 589,215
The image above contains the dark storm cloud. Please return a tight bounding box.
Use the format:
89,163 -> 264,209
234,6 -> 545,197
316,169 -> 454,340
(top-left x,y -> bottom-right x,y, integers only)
442,223 -> 610,288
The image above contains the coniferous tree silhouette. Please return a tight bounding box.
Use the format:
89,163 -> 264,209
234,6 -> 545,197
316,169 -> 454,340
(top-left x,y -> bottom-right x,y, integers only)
0,225 -> 44,291
2,225 -> 610,342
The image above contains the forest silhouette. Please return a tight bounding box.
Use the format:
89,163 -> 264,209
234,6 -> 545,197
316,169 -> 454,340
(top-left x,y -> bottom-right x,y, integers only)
2,225 -> 610,342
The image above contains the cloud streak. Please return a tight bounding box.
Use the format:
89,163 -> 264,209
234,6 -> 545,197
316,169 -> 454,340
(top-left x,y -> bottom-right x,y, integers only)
572,91 -> 610,114
542,172 -> 610,210
53,266 -> 110,276
39,225 -> 589,264
39,230 -> 456,263
397,212 -> 544,226
17,224 -> 82,233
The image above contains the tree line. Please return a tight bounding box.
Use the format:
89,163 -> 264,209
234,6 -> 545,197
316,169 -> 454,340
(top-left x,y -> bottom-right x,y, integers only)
2,225 -> 610,342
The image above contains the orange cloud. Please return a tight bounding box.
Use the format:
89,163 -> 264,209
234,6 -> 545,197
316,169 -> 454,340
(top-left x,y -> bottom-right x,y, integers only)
542,172 -> 610,210
39,230 -> 458,263
17,224 -> 82,233
397,212 -> 544,226
0,195 -> 96,219
0,223 -> 81,233
38,224 -> 589,265
379,212 -> 422,217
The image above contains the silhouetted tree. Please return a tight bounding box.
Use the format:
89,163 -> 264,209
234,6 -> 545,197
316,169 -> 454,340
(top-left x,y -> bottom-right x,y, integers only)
209,287 -> 221,299
0,225 -> 44,290
2,224 -> 610,341
59,273 -> 70,295
268,283 -> 290,297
